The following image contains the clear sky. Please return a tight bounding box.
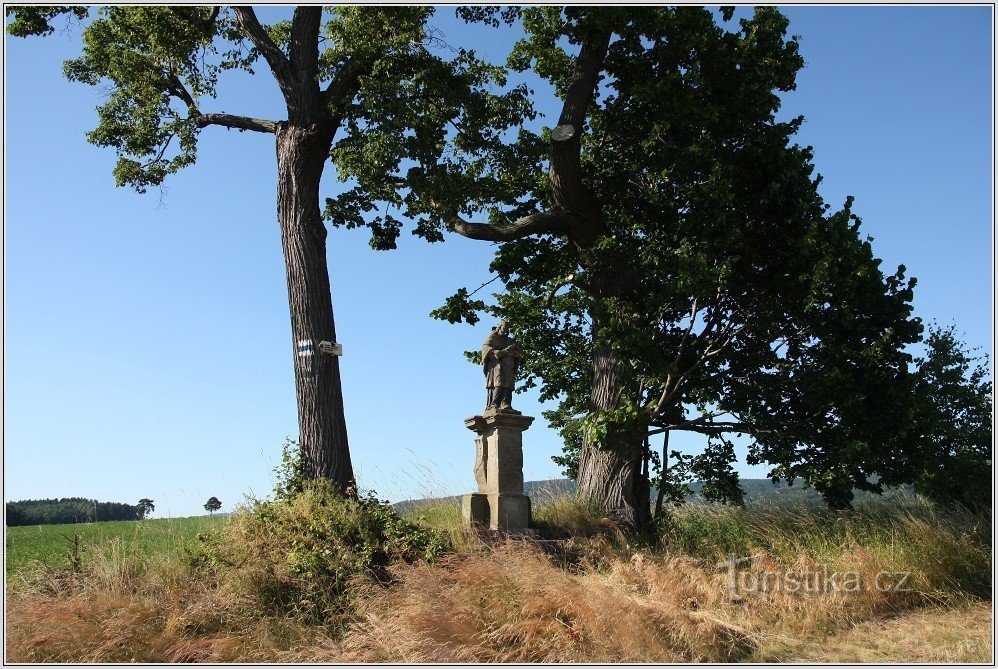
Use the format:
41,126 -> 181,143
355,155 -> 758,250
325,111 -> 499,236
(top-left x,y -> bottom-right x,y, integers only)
4,6 -> 993,518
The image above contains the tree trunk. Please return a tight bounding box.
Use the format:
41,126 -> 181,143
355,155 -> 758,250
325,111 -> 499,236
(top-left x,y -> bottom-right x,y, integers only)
275,121 -> 354,489
654,429 -> 671,519
576,343 -> 650,528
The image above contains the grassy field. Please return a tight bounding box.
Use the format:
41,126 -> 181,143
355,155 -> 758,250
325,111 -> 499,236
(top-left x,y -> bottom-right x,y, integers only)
5,515 -> 228,576
4,491 -> 992,663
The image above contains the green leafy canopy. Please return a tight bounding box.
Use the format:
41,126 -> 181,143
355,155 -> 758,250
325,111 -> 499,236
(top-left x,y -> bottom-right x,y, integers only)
908,324 -> 993,511
426,7 -> 923,508
6,5 -> 533,227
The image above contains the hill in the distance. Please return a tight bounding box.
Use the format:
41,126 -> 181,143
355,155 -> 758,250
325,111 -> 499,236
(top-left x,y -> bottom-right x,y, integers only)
394,478 -> 910,514
522,478 -> 831,504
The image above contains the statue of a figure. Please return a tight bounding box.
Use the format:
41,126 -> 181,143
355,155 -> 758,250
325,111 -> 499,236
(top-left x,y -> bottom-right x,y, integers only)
481,321 -> 522,412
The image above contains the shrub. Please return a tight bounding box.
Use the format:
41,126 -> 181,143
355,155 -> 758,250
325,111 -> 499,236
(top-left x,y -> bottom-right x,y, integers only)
206,480 -> 450,627
272,437 -> 307,503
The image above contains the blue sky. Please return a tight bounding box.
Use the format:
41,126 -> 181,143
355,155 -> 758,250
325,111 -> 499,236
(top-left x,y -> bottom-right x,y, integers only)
4,7 -> 993,518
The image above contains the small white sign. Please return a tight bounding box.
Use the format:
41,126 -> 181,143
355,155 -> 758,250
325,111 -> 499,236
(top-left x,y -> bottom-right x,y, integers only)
318,341 -> 343,356
551,124 -> 576,142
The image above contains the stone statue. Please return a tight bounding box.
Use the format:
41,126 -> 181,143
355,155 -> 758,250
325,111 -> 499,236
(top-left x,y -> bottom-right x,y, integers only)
464,320 -> 534,533
481,320 -> 522,412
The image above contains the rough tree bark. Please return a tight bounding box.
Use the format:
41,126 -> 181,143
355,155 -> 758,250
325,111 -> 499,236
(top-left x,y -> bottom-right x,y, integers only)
223,6 -> 367,491
576,344 -> 650,528
653,429 -> 671,518
275,120 -> 353,485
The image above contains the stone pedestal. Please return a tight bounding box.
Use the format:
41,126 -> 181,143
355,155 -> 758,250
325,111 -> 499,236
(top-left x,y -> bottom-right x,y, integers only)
461,409 -> 534,532
462,492 -> 531,531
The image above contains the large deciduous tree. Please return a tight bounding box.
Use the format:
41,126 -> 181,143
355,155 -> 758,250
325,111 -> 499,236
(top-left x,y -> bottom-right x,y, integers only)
326,6 -> 922,525
7,6 -> 529,491
908,325 -> 992,511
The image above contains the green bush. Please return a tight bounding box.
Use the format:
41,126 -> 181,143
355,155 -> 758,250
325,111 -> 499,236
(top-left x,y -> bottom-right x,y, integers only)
214,480 -> 450,627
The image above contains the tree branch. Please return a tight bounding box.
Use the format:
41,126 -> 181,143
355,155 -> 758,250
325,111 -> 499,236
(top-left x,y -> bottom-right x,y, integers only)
649,307 -> 754,416
647,299 -> 702,417
468,275 -> 501,297
544,273 -> 578,308
232,7 -> 294,91
196,113 -> 278,134
413,25 -> 612,251
548,28 -> 611,224
675,421 -> 756,435
439,206 -> 575,242
322,54 -> 375,105
290,6 -> 321,84
166,73 -> 196,109
143,132 -> 175,168
648,421 -> 756,436
170,5 -> 219,30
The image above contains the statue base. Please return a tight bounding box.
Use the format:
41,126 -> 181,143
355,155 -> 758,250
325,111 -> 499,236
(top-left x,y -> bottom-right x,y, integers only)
462,410 -> 534,532
462,492 -> 531,532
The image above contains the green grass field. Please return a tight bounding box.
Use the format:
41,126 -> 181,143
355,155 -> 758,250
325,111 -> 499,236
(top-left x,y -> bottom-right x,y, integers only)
5,515 -> 228,576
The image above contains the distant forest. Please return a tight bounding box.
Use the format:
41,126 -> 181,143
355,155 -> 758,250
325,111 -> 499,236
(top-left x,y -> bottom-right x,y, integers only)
5,498 -> 145,526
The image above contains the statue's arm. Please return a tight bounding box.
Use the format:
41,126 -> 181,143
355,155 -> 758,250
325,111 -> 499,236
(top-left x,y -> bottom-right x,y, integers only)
481,345 -> 496,367
504,343 -> 524,358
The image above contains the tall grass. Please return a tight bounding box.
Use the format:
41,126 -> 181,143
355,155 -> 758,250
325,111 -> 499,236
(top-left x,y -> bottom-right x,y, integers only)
6,482 -> 451,662
399,498 -> 481,554
5,488 -> 991,663
323,541 -> 752,662
660,492 -> 991,601
329,492 -> 990,662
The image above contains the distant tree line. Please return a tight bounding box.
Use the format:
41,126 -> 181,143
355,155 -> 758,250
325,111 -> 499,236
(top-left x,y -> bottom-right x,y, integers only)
5,498 -> 146,526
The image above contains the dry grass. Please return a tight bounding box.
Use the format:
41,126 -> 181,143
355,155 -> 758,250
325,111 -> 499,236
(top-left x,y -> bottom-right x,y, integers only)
4,538 -> 268,663
5,590 -> 251,663
305,541 -> 749,662
293,529 -> 992,663
5,492 -> 992,663
787,601 -> 993,662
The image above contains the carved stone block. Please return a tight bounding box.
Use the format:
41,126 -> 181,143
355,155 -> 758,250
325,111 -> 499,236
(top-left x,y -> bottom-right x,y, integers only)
489,493 -> 531,531
462,493 -> 490,526
463,411 -> 534,531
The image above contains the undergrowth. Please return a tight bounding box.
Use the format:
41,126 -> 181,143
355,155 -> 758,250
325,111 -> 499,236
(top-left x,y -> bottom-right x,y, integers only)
658,494 -> 991,601
198,481 -> 451,626
5,480 -> 991,663
6,475 -> 452,662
